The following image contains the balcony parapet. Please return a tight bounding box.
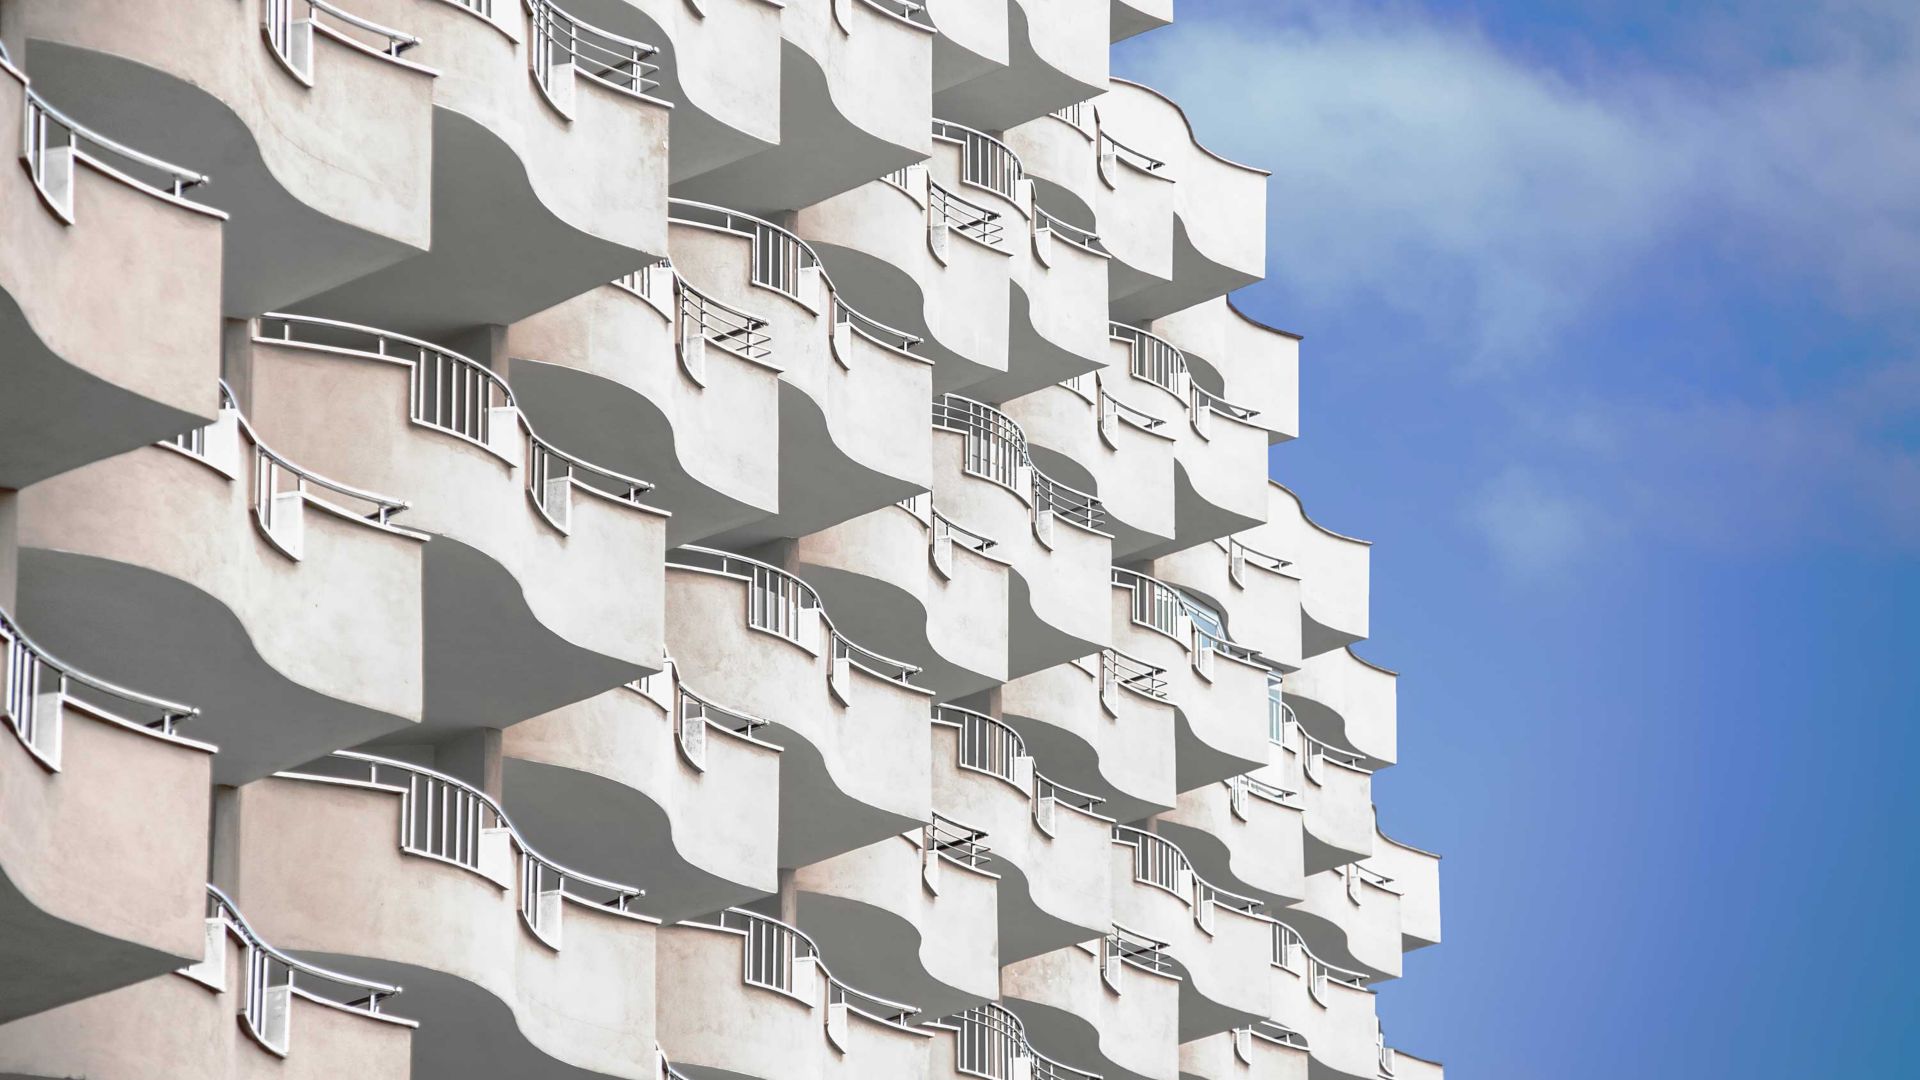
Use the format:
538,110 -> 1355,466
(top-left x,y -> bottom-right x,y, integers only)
1146,534 -> 1303,673
1251,483 -> 1372,658
936,395 -> 1109,539
2,606 -> 206,772
1365,822 -> 1442,952
1283,647 -> 1397,769
926,1000 -> 1103,1080
999,649 -> 1176,825
928,0 -> 1107,133
1001,926 -> 1181,1080
1149,295 -> 1301,446
1269,694 -> 1375,873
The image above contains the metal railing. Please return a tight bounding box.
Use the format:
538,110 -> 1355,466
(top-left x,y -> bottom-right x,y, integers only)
203,885 -> 407,1053
932,396 -> 1107,532
1271,917 -> 1370,995
864,0 -> 934,28
1113,567 -> 1264,667
319,751 -> 642,940
668,546 -> 921,682
612,257 -> 671,302
933,118 -> 1026,205
1269,689 -> 1371,773
1101,648 -> 1168,700
712,908 -> 920,1025
947,1001 -> 1101,1080
1244,1020 -> 1311,1051
929,181 -> 1005,247
2,607 -> 199,769
671,199 -> 822,305
1113,825 -> 1263,914
1105,924 -> 1174,976
1101,386 -> 1165,430
926,812 -> 992,869
1109,322 -> 1187,399
1100,130 -> 1166,173
834,296 -> 922,353
22,90 -> 210,223
1033,204 -> 1104,253
933,704 -> 1025,786
527,0 -> 660,97
1191,382 -> 1261,422
1050,101 -> 1089,129
677,276 -> 773,363
265,0 -> 419,85
1215,536 -> 1292,583
1231,773 -> 1299,808
1378,1024 -> 1398,1077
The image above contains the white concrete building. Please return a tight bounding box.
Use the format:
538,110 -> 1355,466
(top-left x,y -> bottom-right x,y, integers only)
0,2 -> 1441,1078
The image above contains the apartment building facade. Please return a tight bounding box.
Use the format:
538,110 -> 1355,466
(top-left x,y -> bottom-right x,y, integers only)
0,2 -> 1442,1079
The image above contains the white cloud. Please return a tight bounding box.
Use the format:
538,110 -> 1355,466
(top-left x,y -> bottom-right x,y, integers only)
1464,466 -> 1611,581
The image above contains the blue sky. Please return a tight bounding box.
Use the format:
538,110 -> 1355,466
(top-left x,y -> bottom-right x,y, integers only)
1116,2 -> 1919,1076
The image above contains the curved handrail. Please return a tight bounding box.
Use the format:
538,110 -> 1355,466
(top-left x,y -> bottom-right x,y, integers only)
1105,923 -> 1174,976
943,1001 -> 1102,1080
1269,917 -> 1370,992
931,395 -> 1107,533
925,811 -> 993,869
1269,692 -> 1372,774
203,884 -> 408,1032
1101,647 -> 1168,701
1243,1019 -> 1311,1051
897,494 -> 1001,555
862,0 -> 937,29
930,704 -> 1106,817
1099,383 -> 1166,431
834,295 -> 923,353
1112,824 -> 1264,914
712,907 -> 921,1026
1098,123 -> 1167,174
1111,567 -> 1266,667
264,0 -> 421,87
253,313 -> 657,526
1033,204 -> 1105,254
1213,535 -> 1292,573
929,180 -> 1006,247
1107,77 -> 1273,177
309,750 -> 644,929
932,117 -> 1027,208
18,81 -> 220,225
526,0 -> 661,98
667,545 -> 923,682
2,606 -> 202,768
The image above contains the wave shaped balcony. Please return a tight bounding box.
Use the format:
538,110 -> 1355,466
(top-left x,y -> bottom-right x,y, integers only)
925,1000 -> 1105,1080
1152,772 -> 1307,912
932,396 -> 1113,676
999,651 -> 1177,824
0,610 -> 214,1023
657,907 -> 931,1080
931,706 -> 1114,962
665,546 -> 932,866
1004,107 -> 1103,250
668,201 -> 934,542
922,119 -> 1112,404
1268,694 -> 1375,874
1269,921 -> 1384,1080
245,314 -> 669,733
1149,534 -> 1304,674
1284,648 -> 1398,769
1386,1046 -> 1445,1080
1002,930 -> 1181,1080
229,753 -> 660,1080
1290,866 -> 1404,984
1364,825 -> 1442,955
675,0 -> 932,213
1095,79 -> 1268,321
0,885 -> 416,1077
558,0 -> 782,184
1150,295 -> 1301,447
797,167 -> 1013,395
500,660 -> 784,922
931,0 -> 1107,132
506,264 -> 783,545
1107,322 -> 1270,551
1181,1021 -> 1310,1080
792,813 -> 1000,1021
4,0 -> 436,314
1111,568 -> 1271,788
0,51 -> 225,488
1110,826 -> 1271,1039
1248,483 -> 1372,659
16,387 -> 427,783
1002,375 -> 1179,559
289,0 -> 671,337
792,497 -> 1012,700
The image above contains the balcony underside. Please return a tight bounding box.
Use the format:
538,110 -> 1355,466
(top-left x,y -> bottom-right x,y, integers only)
0,871 -> 192,1026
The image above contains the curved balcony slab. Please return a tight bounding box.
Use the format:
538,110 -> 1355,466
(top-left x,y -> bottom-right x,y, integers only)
1387,1049 -> 1445,1080
17,408 -> 426,784
925,0 -> 1008,99
1248,483 -> 1371,659
1110,0 -> 1173,43
1290,868 -> 1403,984
664,548 -> 932,866
1284,649 -> 1397,769
1181,1023 -> 1310,1080
793,824 -> 1000,1020
4,0 -> 435,316
1153,776 -> 1306,911
500,663 -> 784,923
296,0 -> 671,337
676,0 -> 932,213
1149,536 -> 1303,674
930,707 -> 1113,962
657,909 -> 931,1080
931,401 -> 1113,678
0,56 -> 224,488
1267,703 -> 1374,875
792,499 -> 1013,701
227,758 -> 660,1080
0,612 -> 214,1023
562,0 -> 781,184
0,887 -> 416,1078
1110,570 -> 1270,789
999,652 -> 1177,825
932,0 -> 1108,132
1151,296 -> 1301,447
1364,825 -> 1441,953
1002,379 -> 1178,560
1004,108 -> 1103,235
1002,936 -> 1181,1080
1085,105 -> 1177,309
799,170 -> 1013,396
668,205 -> 934,543
1110,828 -> 1271,1040
506,271 -> 783,545
1097,80 -> 1268,322
247,315 -> 669,731
1268,923 -> 1381,1080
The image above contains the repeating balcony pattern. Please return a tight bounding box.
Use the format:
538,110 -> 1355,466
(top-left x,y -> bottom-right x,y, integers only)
0,6 -> 1442,1080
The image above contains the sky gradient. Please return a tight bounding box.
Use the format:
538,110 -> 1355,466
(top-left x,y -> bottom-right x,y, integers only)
1115,2 -> 1919,1076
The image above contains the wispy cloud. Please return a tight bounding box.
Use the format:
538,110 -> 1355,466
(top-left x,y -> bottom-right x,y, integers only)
1464,466 -> 1614,581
